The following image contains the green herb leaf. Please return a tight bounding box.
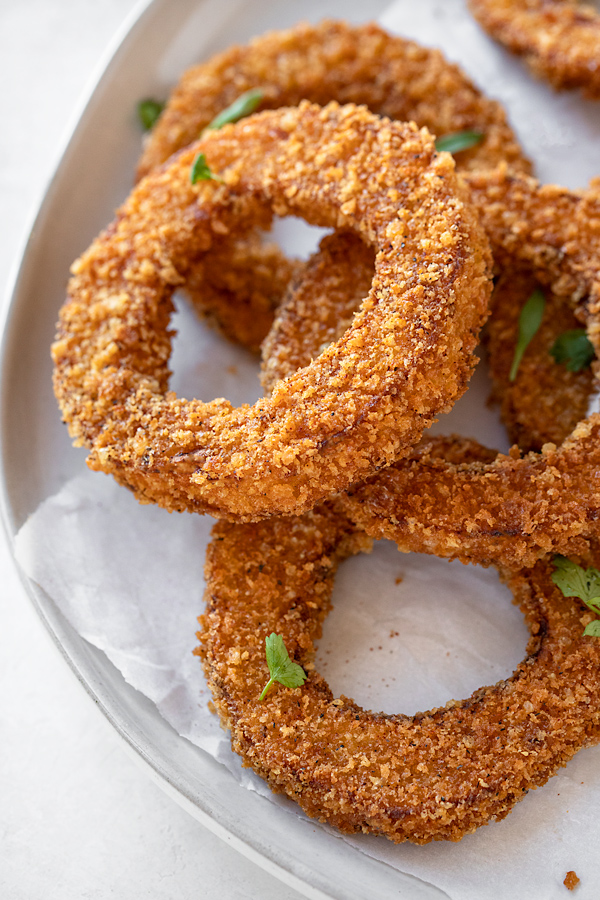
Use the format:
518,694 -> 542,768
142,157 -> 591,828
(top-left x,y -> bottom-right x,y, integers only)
137,99 -> 164,131
549,328 -> 595,373
190,152 -> 223,185
204,88 -> 264,132
435,130 -> 484,154
552,556 -> 600,636
259,633 -> 307,701
509,288 -> 546,382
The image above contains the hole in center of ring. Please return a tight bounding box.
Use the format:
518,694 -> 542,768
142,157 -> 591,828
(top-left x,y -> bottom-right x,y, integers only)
314,542 -> 529,717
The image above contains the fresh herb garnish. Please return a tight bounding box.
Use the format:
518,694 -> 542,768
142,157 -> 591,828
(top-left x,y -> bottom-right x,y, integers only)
190,152 -> 224,185
552,556 -> 600,636
435,130 -> 484,154
204,88 -> 264,132
509,288 -> 546,382
258,633 -> 307,701
550,328 -> 595,373
137,98 -> 164,131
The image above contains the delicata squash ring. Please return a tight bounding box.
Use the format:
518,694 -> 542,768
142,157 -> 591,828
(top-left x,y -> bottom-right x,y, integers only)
52,102 -> 492,522
197,503 -> 600,843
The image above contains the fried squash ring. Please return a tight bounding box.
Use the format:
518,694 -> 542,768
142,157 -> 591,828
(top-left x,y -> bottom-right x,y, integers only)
52,102 -> 491,522
260,167 -> 600,565
261,233 -> 595,450
137,19 -> 529,351
197,502 -> 600,843
469,0 -> 600,98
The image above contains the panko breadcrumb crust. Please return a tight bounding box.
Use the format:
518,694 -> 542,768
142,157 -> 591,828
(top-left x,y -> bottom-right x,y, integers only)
260,234 -> 595,452
338,427 -> 600,569
469,0 -> 600,98
136,19 -> 529,351
197,504 -> 600,844
138,20 -> 529,181
52,102 -> 491,521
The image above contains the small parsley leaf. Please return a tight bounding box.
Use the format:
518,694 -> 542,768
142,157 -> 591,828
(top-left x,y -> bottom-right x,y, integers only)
190,152 -> 224,185
584,620 -> 600,638
259,633 -> 306,701
435,130 -> 484,154
137,98 -> 164,131
509,288 -> 546,382
549,328 -> 595,373
552,556 -> 600,636
204,88 -> 264,132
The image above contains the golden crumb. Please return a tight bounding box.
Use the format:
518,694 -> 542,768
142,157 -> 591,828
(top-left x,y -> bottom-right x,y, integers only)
564,870 -> 580,891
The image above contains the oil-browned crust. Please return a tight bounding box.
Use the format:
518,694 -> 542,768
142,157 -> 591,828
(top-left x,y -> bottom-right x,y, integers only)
484,268 -> 594,451
137,19 -> 529,351
183,230 -> 301,353
197,503 -> 600,843
52,102 -> 492,521
138,20 -> 530,181
338,423 -> 600,569
260,232 -> 375,394
261,170 -> 599,452
469,0 -> 600,98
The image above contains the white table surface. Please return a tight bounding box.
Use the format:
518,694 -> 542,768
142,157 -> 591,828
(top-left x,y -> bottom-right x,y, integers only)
0,2 -> 306,897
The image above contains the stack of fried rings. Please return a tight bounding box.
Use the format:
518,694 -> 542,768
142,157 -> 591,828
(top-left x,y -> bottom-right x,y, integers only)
136,19 -> 530,352
180,25 -> 600,844
53,21 -> 600,844
263,168 -> 600,569
197,167 -> 600,843
138,18 -> 593,450
53,102 -> 492,522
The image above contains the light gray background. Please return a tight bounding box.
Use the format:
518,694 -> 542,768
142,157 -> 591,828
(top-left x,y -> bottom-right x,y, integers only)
0,2 -> 306,897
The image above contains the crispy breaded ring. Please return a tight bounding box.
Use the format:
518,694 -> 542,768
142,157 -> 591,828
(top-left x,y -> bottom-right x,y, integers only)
469,0 -> 600,98
138,19 -> 529,351
197,502 -> 600,843
52,103 -> 491,521
339,425 -> 600,569
261,171 -> 599,448
138,20 -> 529,181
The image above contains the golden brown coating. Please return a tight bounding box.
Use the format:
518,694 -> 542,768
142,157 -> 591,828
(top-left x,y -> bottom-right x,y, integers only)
185,230 -> 301,353
485,268 -> 594,451
138,19 -> 529,350
260,232 -> 375,394
338,422 -> 600,569
53,103 -> 492,521
197,503 -> 600,843
469,0 -> 600,97
138,19 -> 529,181
261,170 -> 600,450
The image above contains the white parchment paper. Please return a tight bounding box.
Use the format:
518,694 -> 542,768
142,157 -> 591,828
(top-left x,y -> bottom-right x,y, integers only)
15,1 -> 600,897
